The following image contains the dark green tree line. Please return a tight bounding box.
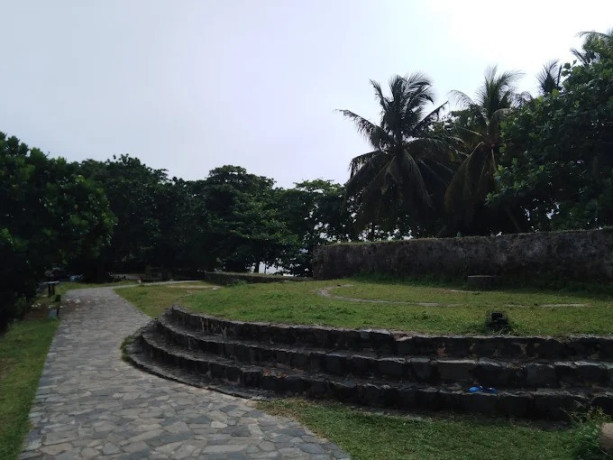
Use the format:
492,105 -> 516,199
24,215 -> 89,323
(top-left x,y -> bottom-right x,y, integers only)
0,133 -> 114,329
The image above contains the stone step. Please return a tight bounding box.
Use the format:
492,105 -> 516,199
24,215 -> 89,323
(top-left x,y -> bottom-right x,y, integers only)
126,325 -> 613,420
166,307 -> 613,360
157,315 -> 613,390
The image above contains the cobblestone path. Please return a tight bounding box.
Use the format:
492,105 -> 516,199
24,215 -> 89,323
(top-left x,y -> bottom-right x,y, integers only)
20,287 -> 349,459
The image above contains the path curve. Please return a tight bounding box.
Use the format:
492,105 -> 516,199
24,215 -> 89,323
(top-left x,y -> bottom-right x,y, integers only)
20,286 -> 348,459
318,284 -> 458,307
318,285 -> 588,308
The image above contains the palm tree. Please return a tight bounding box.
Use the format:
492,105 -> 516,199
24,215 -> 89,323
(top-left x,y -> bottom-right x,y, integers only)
537,60 -> 562,95
444,66 -> 525,234
339,73 -> 454,238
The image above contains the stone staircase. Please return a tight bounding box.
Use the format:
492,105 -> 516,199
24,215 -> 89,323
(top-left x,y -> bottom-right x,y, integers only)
126,306 -> 613,420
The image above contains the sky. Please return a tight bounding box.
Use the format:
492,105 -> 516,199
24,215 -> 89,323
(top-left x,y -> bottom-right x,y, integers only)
1,1 -> 612,188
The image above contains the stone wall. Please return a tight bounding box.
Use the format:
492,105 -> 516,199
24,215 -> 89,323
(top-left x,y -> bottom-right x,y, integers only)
313,229 -> 613,281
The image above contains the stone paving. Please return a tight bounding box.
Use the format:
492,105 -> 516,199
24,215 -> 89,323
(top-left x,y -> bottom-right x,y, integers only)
20,287 -> 349,459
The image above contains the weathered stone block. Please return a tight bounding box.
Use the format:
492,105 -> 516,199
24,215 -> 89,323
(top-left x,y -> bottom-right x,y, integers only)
474,359 -> 517,387
358,384 -> 396,407
378,358 -> 406,378
536,339 -> 564,359
274,348 -> 292,367
575,361 -> 606,385
603,363 -> 613,386
233,343 -> 250,363
313,328 -> 335,348
367,330 -> 395,354
599,340 -> 613,360
209,362 -> 225,379
442,338 -> 472,358
410,336 -> 438,356
330,380 -> 358,403
413,387 -> 441,410
348,355 -> 373,377
337,330 -> 362,350
395,386 -> 417,409
568,337 -> 601,359
499,340 -> 526,359
437,359 -> 476,383
458,391 -> 498,416
524,363 -> 557,387
290,351 -> 310,370
470,338 -> 500,358
533,391 -> 588,419
496,393 -> 533,418
225,365 -> 241,384
409,358 -> 435,382
241,369 -> 260,387
260,374 -> 279,392
323,353 -> 346,376
593,394 -> 613,416
395,336 -> 415,356
309,353 -> 326,373
223,342 -> 236,358
554,362 -> 577,387
283,375 -> 309,394
306,379 -> 330,398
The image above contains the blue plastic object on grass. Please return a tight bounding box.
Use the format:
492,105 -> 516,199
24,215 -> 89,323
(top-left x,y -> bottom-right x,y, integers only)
468,386 -> 498,394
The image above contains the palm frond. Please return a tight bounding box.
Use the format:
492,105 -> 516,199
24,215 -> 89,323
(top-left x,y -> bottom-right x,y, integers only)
348,150 -> 383,178
399,149 -> 432,208
346,151 -> 390,193
413,101 -> 448,133
537,60 -> 562,95
449,90 -> 475,109
370,80 -> 388,114
336,110 -> 391,149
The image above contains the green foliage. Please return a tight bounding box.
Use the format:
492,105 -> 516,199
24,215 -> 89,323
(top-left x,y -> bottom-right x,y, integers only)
490,31 -> 613,231
200,165 -> 298,272
78,155 -> 169,275
0,133 -> 115,327
570,408 -> 611,460
276,180 -> 353,276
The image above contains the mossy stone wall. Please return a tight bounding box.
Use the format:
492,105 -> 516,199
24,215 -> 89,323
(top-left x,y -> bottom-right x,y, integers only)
313,229 -> 613,281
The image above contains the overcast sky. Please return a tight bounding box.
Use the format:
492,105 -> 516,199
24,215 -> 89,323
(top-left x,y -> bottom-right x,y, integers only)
1,1 -> 612,188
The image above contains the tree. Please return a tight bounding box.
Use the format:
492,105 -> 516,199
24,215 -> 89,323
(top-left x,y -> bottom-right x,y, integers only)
444,66 -> 526,234
0,133 -> 114,328
276,180 -> 353,276
490,30 -> 613,230
339,73 -> 454,238
79,155 -> 169,274
201,166 -> 297,272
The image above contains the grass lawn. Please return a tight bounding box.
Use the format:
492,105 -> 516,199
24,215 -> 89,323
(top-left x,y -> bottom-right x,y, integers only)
0,318 -> 58,460
117,278 -> 613,336
115,282 -> 218,318
258,399 -> 580,460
